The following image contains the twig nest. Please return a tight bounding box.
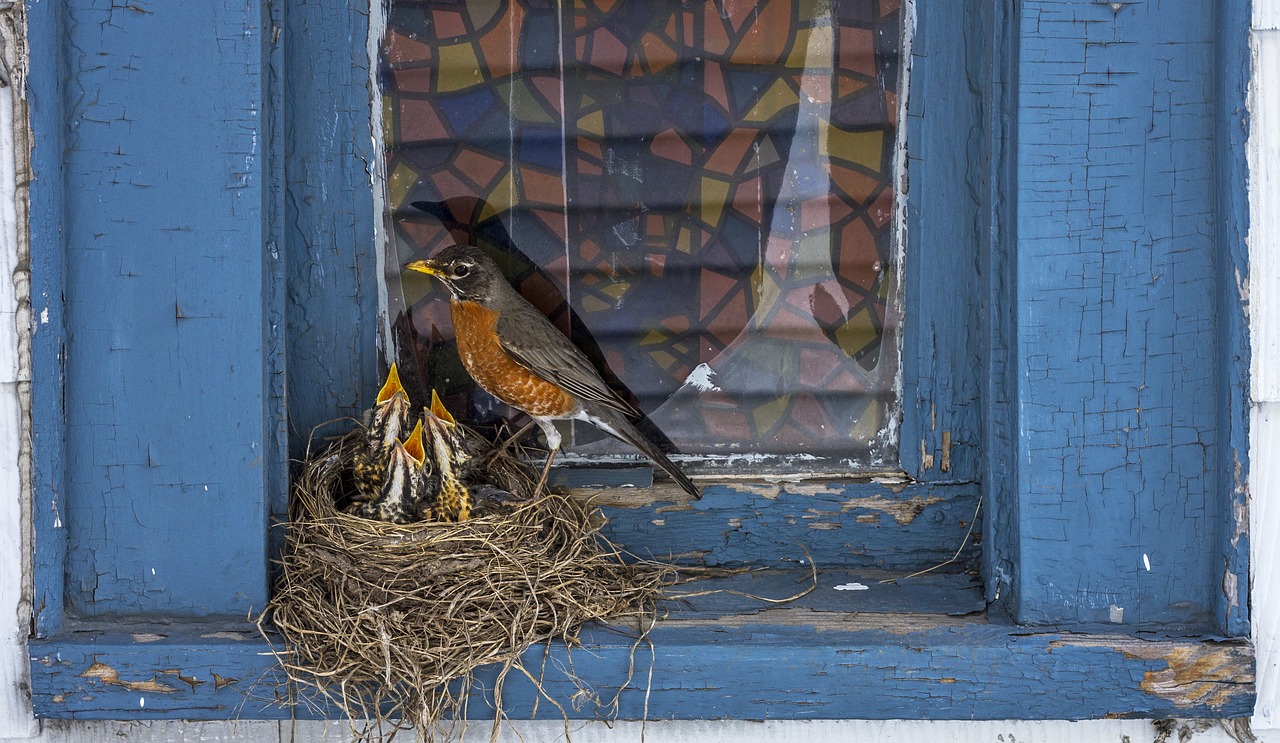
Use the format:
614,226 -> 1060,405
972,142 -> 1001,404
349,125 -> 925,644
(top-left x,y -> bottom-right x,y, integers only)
260,430 -> 668,738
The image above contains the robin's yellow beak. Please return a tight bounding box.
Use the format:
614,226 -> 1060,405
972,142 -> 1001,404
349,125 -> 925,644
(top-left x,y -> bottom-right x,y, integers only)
403,259 -> 444,278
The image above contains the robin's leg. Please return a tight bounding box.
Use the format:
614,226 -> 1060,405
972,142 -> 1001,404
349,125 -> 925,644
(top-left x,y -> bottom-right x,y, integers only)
532,418 -> 562,494
484,420 -> 537,463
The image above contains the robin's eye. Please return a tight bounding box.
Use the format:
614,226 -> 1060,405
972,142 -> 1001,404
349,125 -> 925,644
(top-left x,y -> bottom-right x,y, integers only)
454,264 -> 471,279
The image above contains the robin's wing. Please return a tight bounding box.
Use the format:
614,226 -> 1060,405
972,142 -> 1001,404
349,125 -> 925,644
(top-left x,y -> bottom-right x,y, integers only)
494,304 -> 642,419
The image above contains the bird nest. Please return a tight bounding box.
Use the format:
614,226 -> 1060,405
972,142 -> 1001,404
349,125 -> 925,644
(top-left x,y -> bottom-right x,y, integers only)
258,429 -> 673,740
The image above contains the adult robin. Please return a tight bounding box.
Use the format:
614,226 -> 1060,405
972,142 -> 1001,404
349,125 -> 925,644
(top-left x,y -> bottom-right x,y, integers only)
403,245 -> 701,499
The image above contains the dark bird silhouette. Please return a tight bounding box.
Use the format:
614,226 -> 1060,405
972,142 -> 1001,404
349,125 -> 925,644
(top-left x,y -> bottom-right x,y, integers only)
404,244 -> 700,498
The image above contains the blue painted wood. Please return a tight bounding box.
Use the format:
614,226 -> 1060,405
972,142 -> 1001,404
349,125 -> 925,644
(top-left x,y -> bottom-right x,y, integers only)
1214,0 -> 1252,639
28,603 -> 1252,721
592,481 -> 980,572
26,0 -> 69,637
1012,0 -> 1228,630
981,0 -> 1020,612
898,0 -> 985,486
282,0 -> 382,458
23,0 -> 1256,723
58,1 -> 273,617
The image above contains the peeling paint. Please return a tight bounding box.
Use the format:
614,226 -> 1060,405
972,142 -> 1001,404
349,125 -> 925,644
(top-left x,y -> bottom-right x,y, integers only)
726,483 -> 783,500
839,494 -> 944,525
77,662 -> 178,694
920,439 -> 934,470
1048,638 -> 1253,710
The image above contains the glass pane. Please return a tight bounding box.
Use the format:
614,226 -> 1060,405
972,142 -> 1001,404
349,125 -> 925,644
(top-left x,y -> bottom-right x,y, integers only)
377,0 -> 903,469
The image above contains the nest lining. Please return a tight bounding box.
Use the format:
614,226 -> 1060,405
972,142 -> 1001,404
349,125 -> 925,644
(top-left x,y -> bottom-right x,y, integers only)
259,429 -> 672,739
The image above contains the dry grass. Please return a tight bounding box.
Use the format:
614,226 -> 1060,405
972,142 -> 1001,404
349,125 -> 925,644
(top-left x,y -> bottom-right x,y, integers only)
257,430 -> 675,741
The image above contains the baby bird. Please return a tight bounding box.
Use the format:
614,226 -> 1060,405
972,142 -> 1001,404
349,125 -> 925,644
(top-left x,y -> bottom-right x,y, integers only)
418,391 -> 524,521
351,363 -> 413,505
351,419 -> 433,524
420,391 -> 476,522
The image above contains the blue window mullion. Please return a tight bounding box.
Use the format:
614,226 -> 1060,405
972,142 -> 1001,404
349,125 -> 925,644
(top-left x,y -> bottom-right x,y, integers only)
29,0 -> 70,638
54,0 -> 275,618
1012,0 -> 1230,631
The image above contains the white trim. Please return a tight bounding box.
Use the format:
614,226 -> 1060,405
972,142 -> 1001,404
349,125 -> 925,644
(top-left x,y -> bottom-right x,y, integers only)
1259,0 -> 1280,32
1252,29 -> 1280,401
0,0 -> 32,735
1,6 -> 1274,742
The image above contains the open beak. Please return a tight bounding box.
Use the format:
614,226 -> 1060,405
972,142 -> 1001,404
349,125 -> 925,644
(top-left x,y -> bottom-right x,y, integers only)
403,259 -> 444,277
375,362 -> 405,405
429,389 -> 456,425
402,419 -> 426,465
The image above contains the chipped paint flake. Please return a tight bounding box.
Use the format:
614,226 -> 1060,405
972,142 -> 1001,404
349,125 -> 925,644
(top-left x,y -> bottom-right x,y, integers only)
839,493 -> 943,525
681,362 -> 721,392
833,582 -> 869,591
78,662 -> 178,694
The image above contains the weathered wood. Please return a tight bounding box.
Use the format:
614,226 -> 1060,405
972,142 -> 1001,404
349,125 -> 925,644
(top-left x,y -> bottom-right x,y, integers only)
55,0 -> 274,617
1254,36 -> 1280,402
579,481 -> 981,572
1012,0 -> 1234,631
19,718 -> 1259,743
897,0 -> 985,486
27,0 -> 67,639
282,0 -> 381,460
0,0 -> 34,734
1249,17 -> 1280,734
27,602 -> 1253,722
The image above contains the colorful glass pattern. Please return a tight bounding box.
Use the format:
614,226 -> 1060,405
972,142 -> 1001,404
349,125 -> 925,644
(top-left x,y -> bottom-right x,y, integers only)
379,0 -> 902,466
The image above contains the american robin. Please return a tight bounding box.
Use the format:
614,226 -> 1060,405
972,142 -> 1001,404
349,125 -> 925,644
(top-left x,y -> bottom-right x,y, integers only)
351,419 -> 433,524
351,363 -> 414,505
419,390 -> 475,522
403,245 -> 701,498
419,390 -> 524,521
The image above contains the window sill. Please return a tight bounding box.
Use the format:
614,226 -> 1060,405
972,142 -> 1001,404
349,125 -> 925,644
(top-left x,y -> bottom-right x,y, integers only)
29,570 -> 1253,721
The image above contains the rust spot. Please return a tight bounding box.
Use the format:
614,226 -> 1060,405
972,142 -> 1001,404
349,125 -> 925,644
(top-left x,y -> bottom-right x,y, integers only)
78,662 -> 178,694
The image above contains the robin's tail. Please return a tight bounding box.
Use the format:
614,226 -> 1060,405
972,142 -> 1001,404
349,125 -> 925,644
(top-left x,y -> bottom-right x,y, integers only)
585,407 -> 701,499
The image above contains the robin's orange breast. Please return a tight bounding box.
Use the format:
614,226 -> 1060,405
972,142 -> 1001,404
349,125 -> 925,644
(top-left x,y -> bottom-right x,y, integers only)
450,299 -> 575,418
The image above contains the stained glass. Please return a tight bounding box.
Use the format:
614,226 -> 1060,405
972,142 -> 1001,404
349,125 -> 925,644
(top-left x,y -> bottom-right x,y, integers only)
378,0 -> 903,468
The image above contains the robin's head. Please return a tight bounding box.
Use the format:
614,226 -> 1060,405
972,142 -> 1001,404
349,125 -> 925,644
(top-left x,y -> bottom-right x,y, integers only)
403,244 -> 501,302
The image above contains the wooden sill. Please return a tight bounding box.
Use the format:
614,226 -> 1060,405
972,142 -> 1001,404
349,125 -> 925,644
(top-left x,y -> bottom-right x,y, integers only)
28,570 -> 1252,721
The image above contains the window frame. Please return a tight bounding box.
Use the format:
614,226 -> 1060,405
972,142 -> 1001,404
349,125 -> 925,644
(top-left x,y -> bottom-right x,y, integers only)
23,0 -> 1256,722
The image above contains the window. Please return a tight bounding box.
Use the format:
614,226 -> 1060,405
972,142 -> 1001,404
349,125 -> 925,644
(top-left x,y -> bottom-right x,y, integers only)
379,0 -> 904,468
24,0 -> 1254,722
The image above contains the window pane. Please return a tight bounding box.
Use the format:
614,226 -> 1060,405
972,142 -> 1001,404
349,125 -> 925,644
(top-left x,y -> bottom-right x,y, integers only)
379,0 -> 903,468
